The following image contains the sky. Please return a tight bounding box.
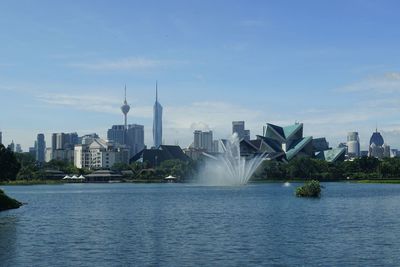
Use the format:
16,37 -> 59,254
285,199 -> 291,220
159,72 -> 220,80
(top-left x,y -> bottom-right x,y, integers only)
1,0 -> 400,151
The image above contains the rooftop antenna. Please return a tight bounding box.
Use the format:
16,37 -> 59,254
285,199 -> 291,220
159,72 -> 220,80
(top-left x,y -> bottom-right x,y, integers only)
124,84 -> 127,103
156,81 -> 158,102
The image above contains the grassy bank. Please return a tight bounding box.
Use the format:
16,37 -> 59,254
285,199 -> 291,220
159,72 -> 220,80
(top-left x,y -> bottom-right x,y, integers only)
352,179 -> 400,184
0,180 -> 64,186
251,178 -> 400,184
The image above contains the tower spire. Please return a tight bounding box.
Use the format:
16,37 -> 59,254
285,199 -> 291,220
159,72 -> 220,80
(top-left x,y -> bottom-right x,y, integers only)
124,84 -> 127,103
156,81 -> 158,102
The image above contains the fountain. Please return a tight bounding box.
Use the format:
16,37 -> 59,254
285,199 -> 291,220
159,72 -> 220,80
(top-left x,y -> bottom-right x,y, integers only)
197,134 -> 266,185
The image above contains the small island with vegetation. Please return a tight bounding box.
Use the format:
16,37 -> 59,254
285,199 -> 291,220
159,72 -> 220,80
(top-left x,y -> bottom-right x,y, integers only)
0,188 -> 22,211
295,180 -> 322,198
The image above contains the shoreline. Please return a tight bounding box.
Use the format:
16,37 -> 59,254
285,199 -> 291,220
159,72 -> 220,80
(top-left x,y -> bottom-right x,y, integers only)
3,178 -> 400,186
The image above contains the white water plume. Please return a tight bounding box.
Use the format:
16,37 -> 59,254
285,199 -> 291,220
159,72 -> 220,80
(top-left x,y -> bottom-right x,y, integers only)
197,134 -> 265,186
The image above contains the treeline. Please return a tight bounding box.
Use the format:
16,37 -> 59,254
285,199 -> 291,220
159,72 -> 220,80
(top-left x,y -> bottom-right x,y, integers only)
111,160 -> 197,181
0,144 -> 196,182
253,157 -> 400,180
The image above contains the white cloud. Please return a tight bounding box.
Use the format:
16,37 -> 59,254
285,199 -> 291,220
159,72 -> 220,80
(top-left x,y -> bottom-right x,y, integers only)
69,57 -> 182,71
337,72 -> 400,93
36,93 -> 153,118
32,89 -> 400,149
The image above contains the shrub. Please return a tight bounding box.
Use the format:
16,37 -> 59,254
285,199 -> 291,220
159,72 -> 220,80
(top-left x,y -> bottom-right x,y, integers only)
295,180 -> 322,198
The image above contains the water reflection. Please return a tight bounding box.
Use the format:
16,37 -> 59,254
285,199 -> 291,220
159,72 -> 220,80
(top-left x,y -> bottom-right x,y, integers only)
0,214 -> 18,266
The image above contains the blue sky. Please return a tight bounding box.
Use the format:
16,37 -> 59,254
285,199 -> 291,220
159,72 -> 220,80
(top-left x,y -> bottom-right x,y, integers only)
1,0 -> 400,150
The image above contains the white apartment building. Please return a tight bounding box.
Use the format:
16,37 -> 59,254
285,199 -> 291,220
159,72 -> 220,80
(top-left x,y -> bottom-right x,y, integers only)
74,138 -> 129,169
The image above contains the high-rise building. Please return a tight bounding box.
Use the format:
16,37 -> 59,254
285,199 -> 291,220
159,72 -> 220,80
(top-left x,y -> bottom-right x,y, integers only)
369,128 -> 384,159
52,132 -> 79,150
153,82 -> 163,148
29,146 -> 36,157
107,124 -> 144,157
36,133 -> 46,163
8,140 -> 15,152
15,144 -> 22,153
126,124 -> 145,156
107,125 -> 126,145
0,131 -> 2,144
383,144 -> 391,158
212,140 -> 220,153
232,121 -> 250,140
347,132 -> 360,158
192,130 -> 213,152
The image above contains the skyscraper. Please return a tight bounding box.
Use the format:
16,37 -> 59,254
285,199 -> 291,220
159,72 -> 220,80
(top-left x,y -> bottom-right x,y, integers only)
153,82 -> 163,148
369,128 -> 384,158
36,133 -> 46,163
15,144 -> 22,153
108,124 -> 145,157
8,140 -> 15,152
347,132 -> 360,157
192,130 -> 213,152
0,131 -> 2,144
52,132 -> 79,150
232,121 -> 250,140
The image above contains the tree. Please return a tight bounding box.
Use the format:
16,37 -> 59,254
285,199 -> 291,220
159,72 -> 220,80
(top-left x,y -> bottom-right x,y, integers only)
0,144 -> 21,181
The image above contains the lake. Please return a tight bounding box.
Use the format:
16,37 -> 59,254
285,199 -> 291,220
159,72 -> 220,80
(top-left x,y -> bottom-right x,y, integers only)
1,183 -> 400,266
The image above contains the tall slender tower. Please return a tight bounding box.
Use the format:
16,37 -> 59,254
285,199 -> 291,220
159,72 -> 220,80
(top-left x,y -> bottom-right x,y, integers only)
121,85 -> 130,130
153,82 -> 163,148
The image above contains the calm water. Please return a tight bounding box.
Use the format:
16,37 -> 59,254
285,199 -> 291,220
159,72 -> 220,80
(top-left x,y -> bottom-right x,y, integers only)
1,183 -> 400,266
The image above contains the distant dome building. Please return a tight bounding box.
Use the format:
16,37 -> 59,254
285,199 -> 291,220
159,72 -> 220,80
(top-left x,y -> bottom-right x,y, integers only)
369,128 -> 385,158
369,130 -> 384,147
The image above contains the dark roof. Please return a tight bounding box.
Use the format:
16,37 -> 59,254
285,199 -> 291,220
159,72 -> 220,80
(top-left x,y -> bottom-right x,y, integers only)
239,139 -> 259,153
130,145 -> 190,166
267,123 -> 285,139
256,135 -> 283,152
370,131 -> 384,146
160,145 -> 190,161
250,139 -> 262,149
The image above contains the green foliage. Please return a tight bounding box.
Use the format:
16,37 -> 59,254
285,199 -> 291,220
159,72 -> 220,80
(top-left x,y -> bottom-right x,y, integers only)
0,188 -> 22,211
111,162 -> 130,172
295,180 -> 322,198
0,144 -> 21,181
130,159 -> 195,181
252,156 -> 400,181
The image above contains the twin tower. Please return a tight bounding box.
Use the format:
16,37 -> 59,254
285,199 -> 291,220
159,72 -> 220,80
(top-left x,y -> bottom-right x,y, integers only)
121,83 -> 162,149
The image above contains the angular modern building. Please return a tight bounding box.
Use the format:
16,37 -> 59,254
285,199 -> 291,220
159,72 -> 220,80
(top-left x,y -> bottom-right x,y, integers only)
240,122 -> 345,163
153,82 -> 163,148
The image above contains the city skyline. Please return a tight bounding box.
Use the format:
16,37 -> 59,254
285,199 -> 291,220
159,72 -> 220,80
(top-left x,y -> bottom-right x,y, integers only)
1,1 -> 400,150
